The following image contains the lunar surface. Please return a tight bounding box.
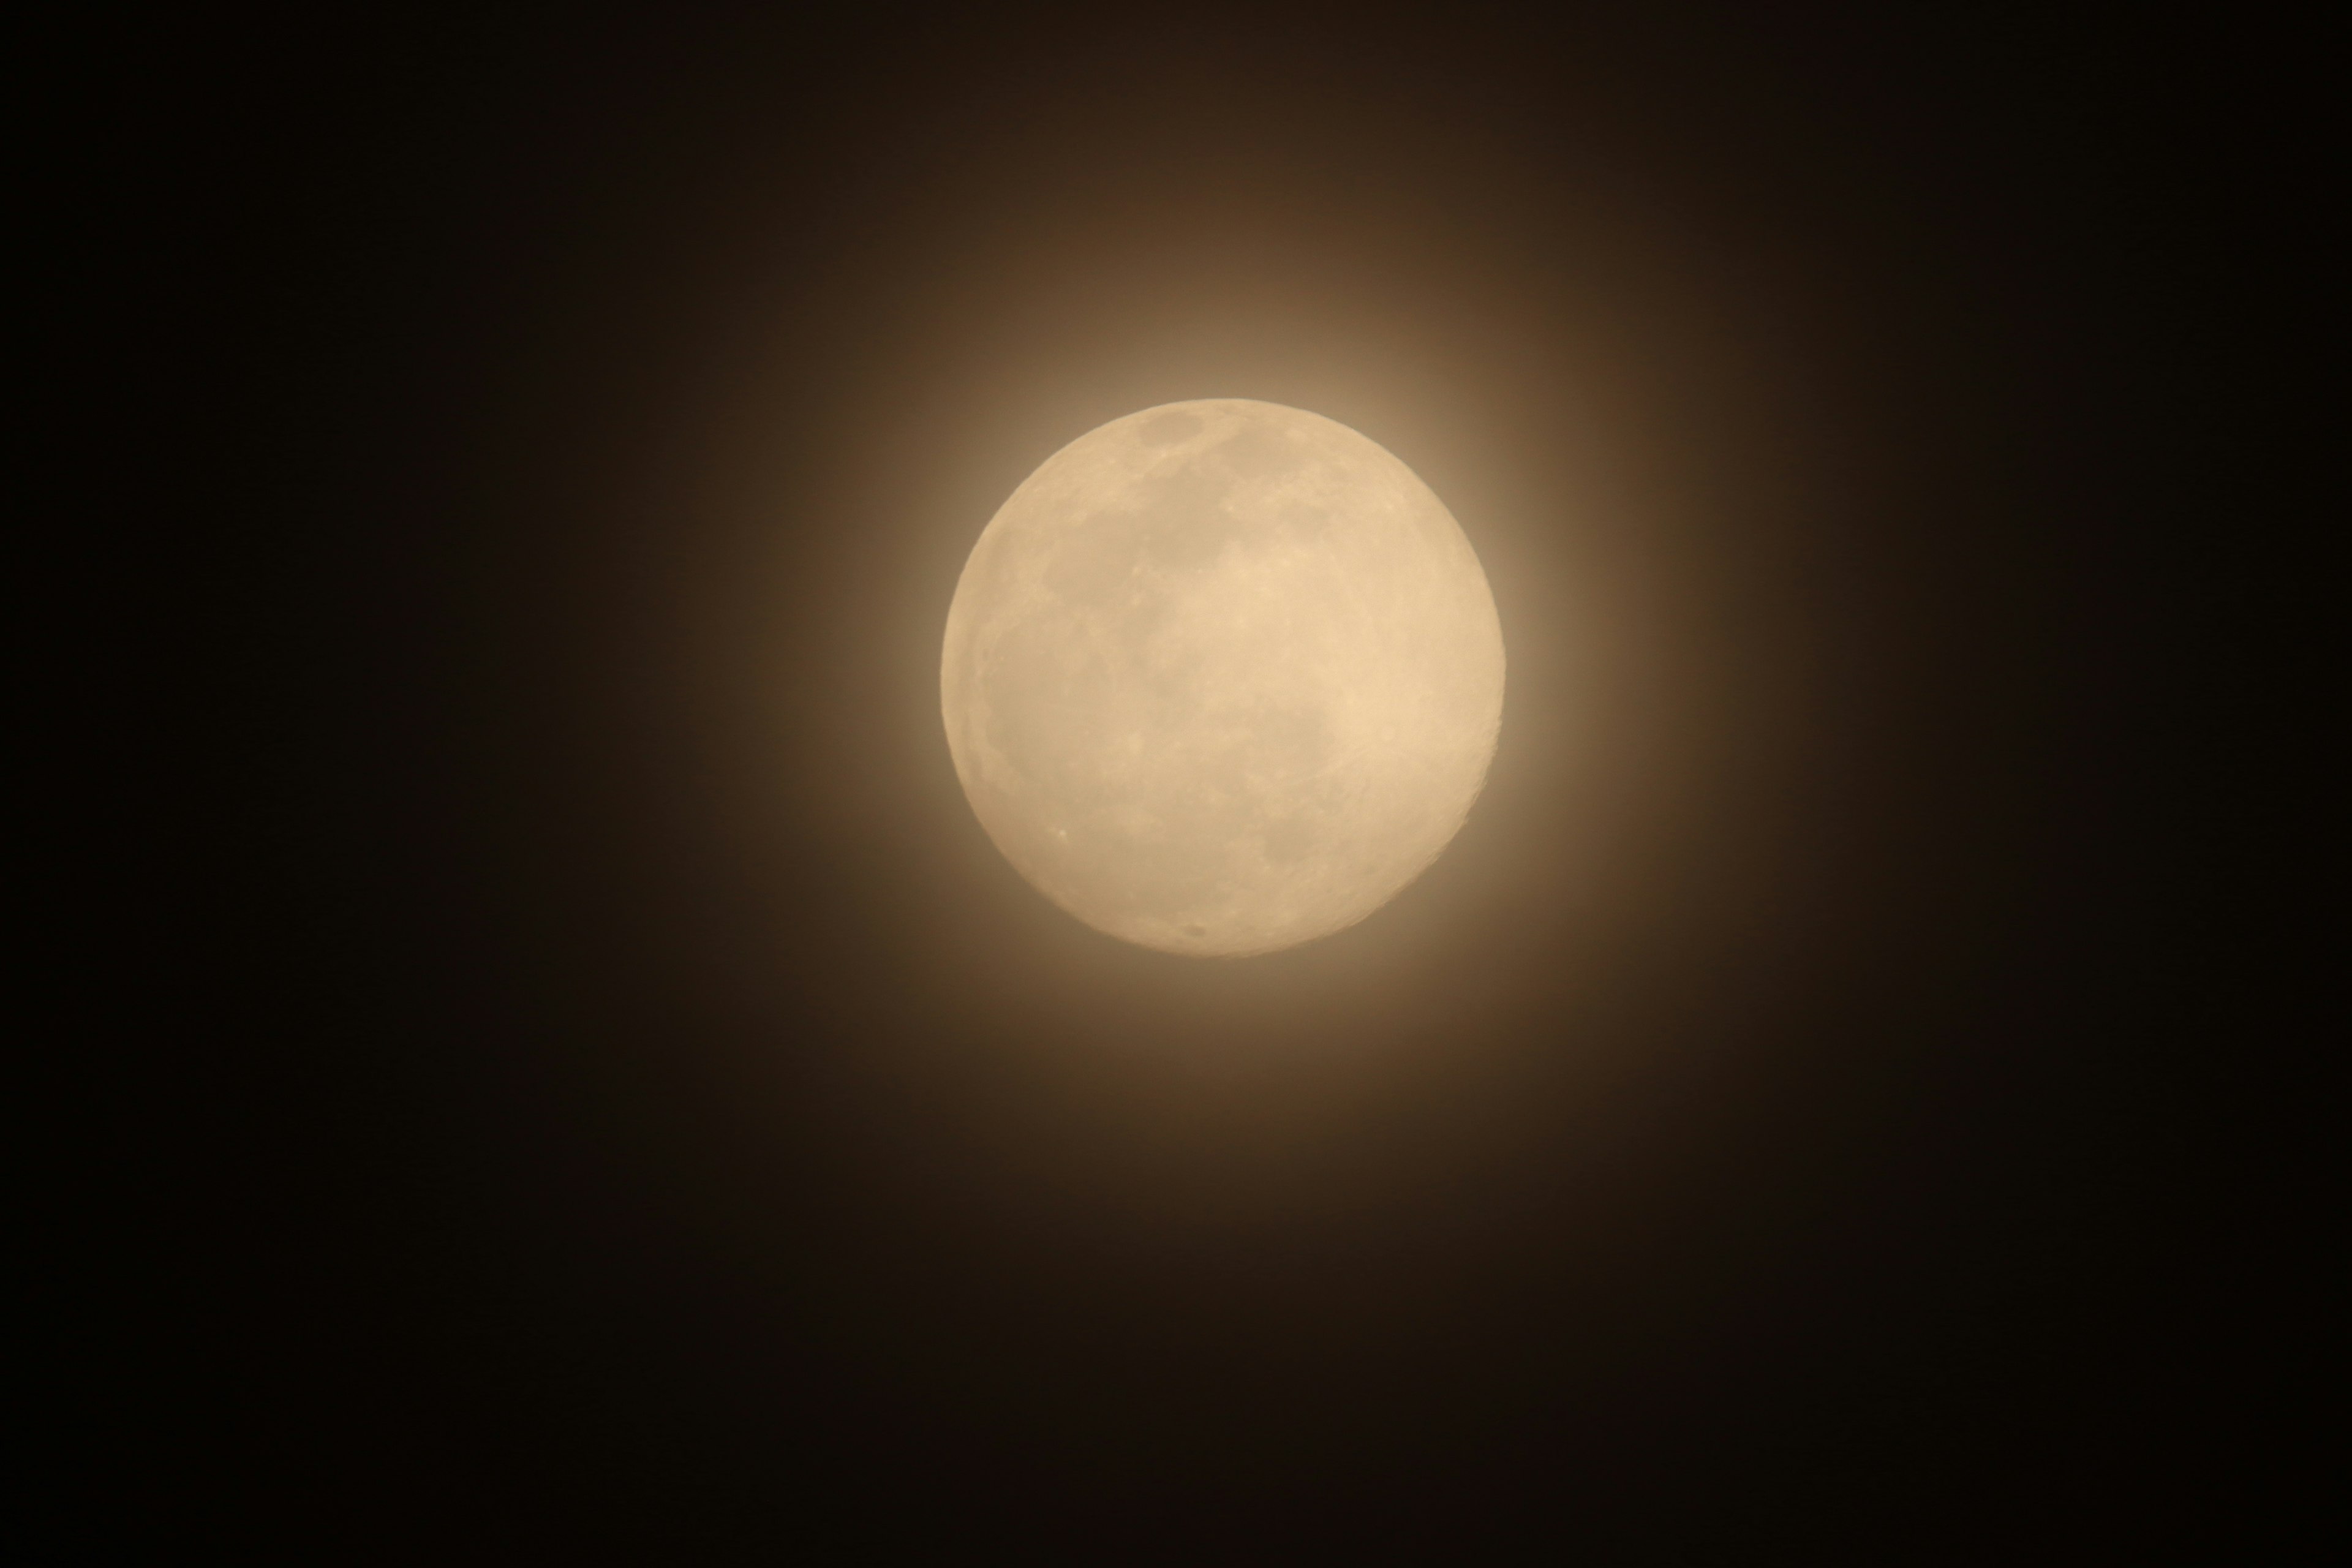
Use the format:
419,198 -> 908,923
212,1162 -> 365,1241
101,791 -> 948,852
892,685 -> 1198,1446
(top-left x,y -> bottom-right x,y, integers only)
941,399 -> 1504,956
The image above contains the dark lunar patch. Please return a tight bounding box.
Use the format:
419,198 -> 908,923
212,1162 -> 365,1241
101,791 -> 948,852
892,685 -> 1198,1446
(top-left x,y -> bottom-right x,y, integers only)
1044,509 -> 1145,602
1215,421 -> 1303,479
1280,500 -> 1333,540
1243,701 -> 1335,777
1261,818 -> 1314,864
1136,462 -> 1246,570
1142,509 -> 1246,570
976,628 -> 1084,785
1135,409 -> 1203,447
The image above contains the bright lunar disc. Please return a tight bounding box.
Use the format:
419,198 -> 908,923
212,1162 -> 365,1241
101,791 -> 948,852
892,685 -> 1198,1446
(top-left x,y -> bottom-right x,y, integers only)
941,399 -> 1505,957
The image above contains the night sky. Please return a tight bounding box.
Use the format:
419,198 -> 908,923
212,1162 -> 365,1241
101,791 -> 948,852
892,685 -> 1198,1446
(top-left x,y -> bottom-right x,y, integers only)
97,6 -> 2250,1556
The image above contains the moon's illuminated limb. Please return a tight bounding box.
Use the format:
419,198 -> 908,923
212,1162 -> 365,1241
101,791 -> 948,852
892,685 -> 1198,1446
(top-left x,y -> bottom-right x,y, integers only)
941,399 -> 1504,957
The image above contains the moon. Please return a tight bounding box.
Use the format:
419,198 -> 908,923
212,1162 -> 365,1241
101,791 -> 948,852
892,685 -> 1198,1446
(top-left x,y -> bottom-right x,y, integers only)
941,399 -> 1505,957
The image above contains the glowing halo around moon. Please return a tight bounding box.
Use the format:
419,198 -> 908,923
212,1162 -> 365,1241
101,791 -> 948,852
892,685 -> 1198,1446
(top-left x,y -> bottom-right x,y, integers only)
941,399 -> 1505,957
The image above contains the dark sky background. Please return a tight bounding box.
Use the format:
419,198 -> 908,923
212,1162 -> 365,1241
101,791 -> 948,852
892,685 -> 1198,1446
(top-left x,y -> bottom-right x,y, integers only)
105,5 -> 2249,1557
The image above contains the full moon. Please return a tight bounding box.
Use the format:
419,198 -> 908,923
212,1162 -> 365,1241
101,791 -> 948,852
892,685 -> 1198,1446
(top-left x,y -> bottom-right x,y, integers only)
941,399 -> 1505,956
